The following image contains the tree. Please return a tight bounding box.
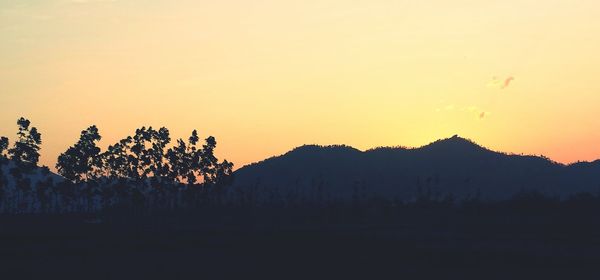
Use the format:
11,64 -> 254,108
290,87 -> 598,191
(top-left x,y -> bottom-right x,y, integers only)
0,137 -> 9,170
165,130 -> 205,184
130,126 -> 172,180
166,130 -> 233,187
199,136 -> 219,184
214,160 -> 234,189
147,127 -> 171,179
103,126 -> 171,181
166,138 -> 190,183
0,137 -> 8,202
0,137 -> 8,162
100,126 -> 171,181
8,118 -> 42,167
129,126 -> 150,180
197,135 -> 234,188
103,136 -> 133,179
56,126 -> 102,182
1,121 -> 235,213
0,164 -> 6,202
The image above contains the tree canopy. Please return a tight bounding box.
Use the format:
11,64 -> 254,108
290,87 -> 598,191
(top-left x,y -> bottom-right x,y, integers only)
55,124 -> 233,187
8,117 -> 42,168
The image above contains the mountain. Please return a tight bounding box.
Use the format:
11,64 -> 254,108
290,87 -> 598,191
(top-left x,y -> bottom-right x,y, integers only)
0,160 -> 64,193
232,135 -> 600,201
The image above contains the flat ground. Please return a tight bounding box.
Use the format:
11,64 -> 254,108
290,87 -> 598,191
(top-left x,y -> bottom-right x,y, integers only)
1,209 -> 599,279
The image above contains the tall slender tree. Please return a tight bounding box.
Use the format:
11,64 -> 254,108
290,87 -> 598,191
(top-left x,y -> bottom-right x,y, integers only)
130,126 -> 149,180
8,118 -> 42,168
0,136 -> 8,202
0,137 -> 8,160
147,127 -> 171,179
166,138 -> 190,183
198,136 -> 216,182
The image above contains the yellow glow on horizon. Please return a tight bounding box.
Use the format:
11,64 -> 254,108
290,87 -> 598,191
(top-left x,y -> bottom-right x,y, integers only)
2,0 -> 600,169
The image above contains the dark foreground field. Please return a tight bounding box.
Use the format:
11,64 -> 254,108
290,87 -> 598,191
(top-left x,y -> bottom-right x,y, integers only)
2,205 -> 600,279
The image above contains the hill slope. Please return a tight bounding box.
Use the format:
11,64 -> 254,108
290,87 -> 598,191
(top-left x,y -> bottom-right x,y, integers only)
233,136 -> 600,200
0,160 -> 63,187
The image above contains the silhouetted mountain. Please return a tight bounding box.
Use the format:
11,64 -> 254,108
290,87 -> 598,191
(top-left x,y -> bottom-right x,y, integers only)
0,160 -> 63,188
233,135 -> 600,200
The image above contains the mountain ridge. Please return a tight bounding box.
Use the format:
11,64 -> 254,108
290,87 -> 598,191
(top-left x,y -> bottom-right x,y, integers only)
232,135 -> 600,200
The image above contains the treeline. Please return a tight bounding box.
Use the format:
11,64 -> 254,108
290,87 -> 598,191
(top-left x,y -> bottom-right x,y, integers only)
55,124 -> 233,185
0,117 -> 233,214
3,118 -> 600,217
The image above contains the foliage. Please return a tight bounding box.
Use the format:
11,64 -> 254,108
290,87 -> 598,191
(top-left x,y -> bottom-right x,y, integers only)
8,117 -> 42,167
0,118 -> 235,214
56,126 -> 103,182
51,124 -> 236,189
0,137 -> 8,158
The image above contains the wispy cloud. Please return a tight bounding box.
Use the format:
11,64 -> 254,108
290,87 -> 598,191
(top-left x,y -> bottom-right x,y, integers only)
501,76 -> 514,89
487,76 -> 515,90
467,106 -> 490,120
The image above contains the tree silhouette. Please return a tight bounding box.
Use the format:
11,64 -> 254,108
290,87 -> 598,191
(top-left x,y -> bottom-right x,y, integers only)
0,165 -> 5,204
8,118 -> 42,168
166,137 -> 192,183
0,137 -> 8,161
0,137 -> 7,204
0,119 -> 237,214
129,126 -> 172,180
130,127 -> 150,180
214,160 -> 234,190
103,136 -> 133,179
165,130 -> 226,186
199,136 -> 218,183
198,136 -> 234,188
148,127 -> 171,179
56,125 -> 103,182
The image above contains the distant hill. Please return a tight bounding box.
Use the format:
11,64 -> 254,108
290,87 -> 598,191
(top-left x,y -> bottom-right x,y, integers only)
232,135 -> 600,201
0,160 -> 63,188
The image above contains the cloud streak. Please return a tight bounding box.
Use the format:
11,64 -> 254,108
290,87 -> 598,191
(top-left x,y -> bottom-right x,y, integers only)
467,106 -> 490,120
501,76 -> 514,89
487,76 -> 515,90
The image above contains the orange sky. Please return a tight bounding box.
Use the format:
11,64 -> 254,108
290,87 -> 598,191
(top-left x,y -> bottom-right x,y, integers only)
2,0 -> 600,169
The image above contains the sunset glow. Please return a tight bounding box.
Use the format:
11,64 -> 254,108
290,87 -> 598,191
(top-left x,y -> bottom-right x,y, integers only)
2,0 -> 600,169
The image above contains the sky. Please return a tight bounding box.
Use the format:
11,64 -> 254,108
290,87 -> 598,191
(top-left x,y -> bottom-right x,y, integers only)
2,0 -> 600,169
